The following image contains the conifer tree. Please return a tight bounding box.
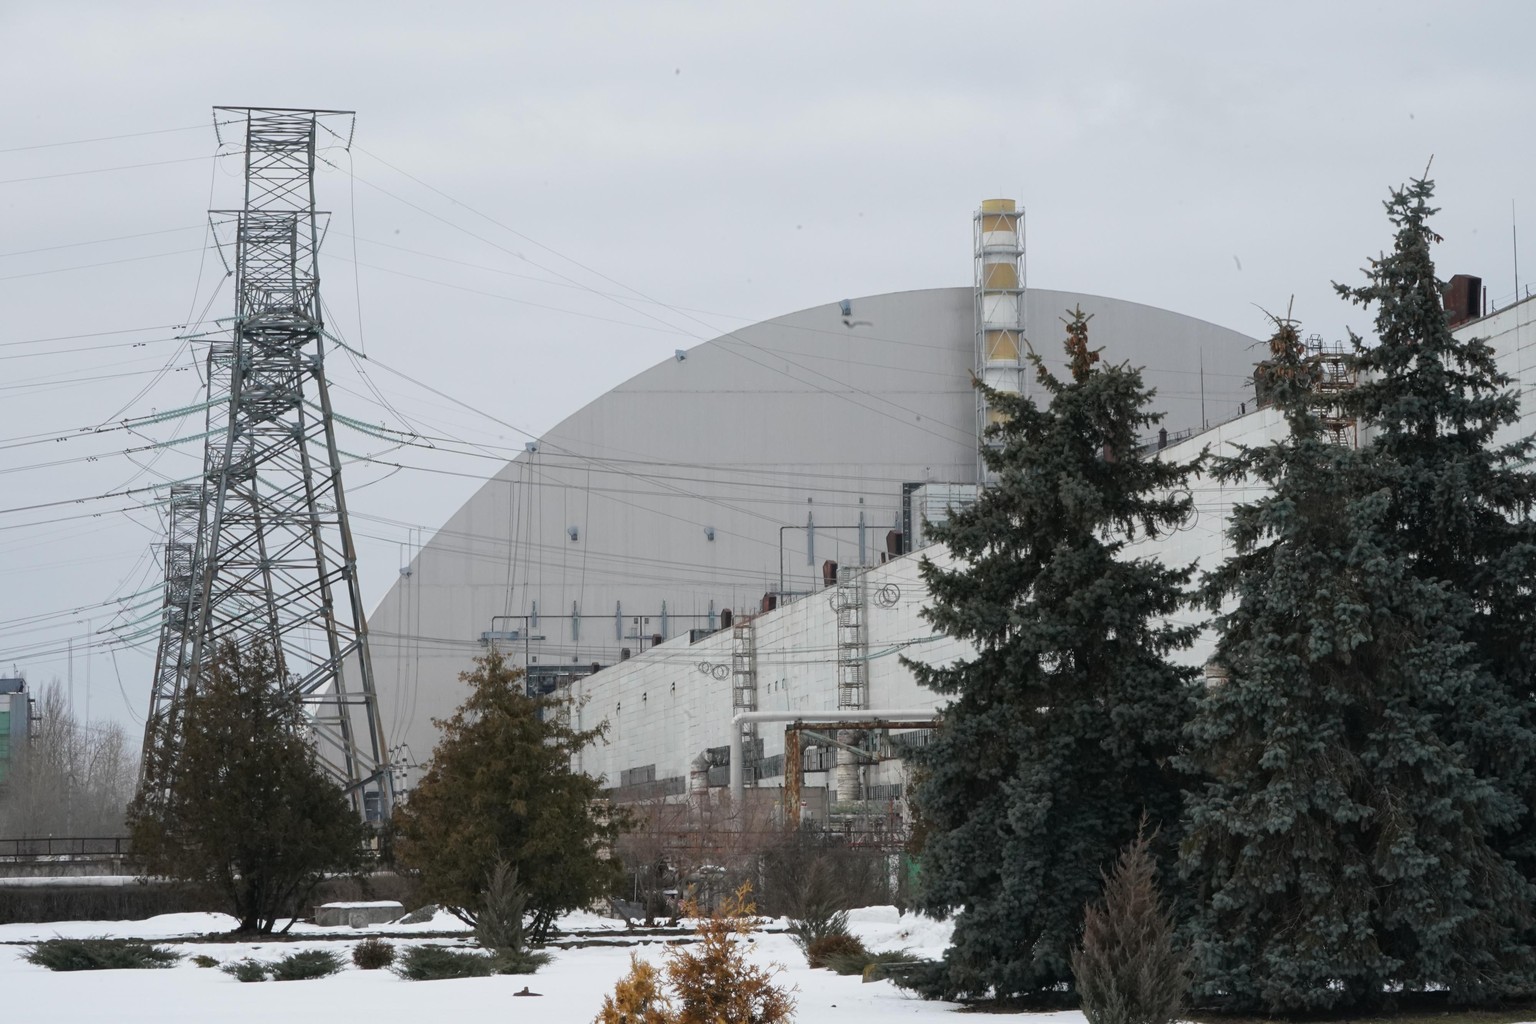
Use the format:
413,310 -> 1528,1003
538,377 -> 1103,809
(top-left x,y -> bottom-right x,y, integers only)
1337,175 -> 1536,877
392,648 -> 619,942
1180,315 -> 1533,1012
127,641 -> 370,934
1072,818 -> 1190,1024
906,309 -> 1200,1001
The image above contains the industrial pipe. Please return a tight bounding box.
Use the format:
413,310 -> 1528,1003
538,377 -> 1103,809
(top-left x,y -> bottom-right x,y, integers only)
728,709 -> 939,805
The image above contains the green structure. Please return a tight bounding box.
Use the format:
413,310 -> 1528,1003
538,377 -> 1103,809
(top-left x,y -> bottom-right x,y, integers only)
0,677 -> 31,786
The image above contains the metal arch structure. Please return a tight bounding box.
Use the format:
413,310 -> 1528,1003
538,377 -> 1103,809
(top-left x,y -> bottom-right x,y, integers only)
139,107 -> 391,818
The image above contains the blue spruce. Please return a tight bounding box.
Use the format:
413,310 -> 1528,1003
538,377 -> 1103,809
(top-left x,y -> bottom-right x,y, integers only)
1338,175 -> 1536,885
907,309 -> 1200,1002
1180,307 -> 1533,1012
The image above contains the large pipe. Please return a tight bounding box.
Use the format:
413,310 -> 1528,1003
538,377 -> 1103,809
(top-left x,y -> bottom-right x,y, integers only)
836,733 -> 861,803
729,709 -> 939,805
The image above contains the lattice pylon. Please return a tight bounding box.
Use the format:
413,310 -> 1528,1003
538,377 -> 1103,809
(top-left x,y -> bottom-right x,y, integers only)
140,108 -> 391,818
140,484 -> 203,782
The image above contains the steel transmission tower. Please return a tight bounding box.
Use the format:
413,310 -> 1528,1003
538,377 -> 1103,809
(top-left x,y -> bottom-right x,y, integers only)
141,107 -> 391,817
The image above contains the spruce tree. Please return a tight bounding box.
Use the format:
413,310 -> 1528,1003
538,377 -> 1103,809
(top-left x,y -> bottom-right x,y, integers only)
1337,175 -> 1536,879
1180,315 -> 1533,1011
907,309 -> 1200,1001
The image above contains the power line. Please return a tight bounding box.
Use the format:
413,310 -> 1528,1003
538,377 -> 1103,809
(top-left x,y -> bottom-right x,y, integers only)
328,137 -> 982,446
0,335 -> 184,364
0,320 -> 221,351
0,245 -> 217,282
0,120 -> 232,154
0,153 -> 229,186
0,224 -> 207,260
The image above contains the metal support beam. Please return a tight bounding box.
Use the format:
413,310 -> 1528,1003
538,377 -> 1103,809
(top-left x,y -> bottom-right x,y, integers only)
781,718 -> 940,828
729,709 -> 939,806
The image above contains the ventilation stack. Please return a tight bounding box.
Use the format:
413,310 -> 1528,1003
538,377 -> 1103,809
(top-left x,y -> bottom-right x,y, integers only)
974,199 -> 1026,480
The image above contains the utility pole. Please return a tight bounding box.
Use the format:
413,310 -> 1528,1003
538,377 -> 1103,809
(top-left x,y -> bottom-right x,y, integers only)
140,108 -> 391,819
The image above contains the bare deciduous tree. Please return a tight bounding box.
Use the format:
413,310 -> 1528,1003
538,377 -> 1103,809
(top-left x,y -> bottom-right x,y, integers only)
0,682 -> 137,837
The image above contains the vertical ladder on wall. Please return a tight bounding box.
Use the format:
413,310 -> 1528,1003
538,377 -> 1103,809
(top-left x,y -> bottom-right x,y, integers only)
731,618 -> 759,786
833,567 -> 868,711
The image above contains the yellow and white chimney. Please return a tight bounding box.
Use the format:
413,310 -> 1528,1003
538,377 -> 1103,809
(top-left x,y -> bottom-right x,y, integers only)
974,198 -> 1026,472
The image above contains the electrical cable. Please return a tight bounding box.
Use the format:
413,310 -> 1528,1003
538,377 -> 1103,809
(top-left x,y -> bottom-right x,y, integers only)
0,152 -> 236,186
0,246 -> 218,283
0,120 -> 235,154
0,335 -> 184,364
0,225 -> 208,261
0,319 -> 222,351
321,136 -> 984,446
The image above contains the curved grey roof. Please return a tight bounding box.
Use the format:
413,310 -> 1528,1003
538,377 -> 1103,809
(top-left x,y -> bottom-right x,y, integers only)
364,287 -> 1258,777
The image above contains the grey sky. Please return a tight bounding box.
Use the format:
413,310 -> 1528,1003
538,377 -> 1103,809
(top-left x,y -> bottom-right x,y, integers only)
4,1 -> 1535,734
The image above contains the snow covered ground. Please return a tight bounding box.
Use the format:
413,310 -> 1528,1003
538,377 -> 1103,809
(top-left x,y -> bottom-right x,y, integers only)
0,906 -> 1049,1023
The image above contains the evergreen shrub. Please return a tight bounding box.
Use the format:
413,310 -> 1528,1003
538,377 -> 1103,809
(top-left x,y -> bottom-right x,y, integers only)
859,951 -> 925,985
788,905 -> 850,959
395,945 -> 497,981
824,945 -> 919,977
221,958 -> 269,982
24,937 -> 181,971
269,948 -> 344,981
473,860 -> 528,953
351,936 -> 396,970
806,933 -> 867,970
490,948 -> 552,974
595,954 -> 669,1024
127,641 -> 370,935
1071,824 -> 1188,1024
392,649 -> 619,945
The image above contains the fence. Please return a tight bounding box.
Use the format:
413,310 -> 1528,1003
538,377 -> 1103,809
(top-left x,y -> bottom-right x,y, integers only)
0,836 -> 131,862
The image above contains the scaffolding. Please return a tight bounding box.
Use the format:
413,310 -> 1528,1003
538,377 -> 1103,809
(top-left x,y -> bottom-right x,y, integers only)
1306,333 -> 1359,447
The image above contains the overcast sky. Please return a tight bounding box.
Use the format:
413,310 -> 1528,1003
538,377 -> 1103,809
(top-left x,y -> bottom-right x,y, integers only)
4,1 -> 1535,736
